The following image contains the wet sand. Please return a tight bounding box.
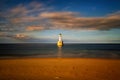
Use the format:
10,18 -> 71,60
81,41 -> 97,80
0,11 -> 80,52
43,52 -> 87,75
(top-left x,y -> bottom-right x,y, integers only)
0,58 -> 120,80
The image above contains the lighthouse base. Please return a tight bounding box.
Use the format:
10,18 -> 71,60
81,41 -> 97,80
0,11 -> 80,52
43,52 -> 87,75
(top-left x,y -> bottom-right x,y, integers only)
57,41 -> 63,47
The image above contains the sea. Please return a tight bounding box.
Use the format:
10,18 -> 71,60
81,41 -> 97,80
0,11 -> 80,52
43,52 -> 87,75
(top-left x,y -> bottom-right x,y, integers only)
0,43 -> 120,59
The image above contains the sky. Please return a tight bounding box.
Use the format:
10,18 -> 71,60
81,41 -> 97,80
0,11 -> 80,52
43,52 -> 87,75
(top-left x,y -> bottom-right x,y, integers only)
0,0 -> 120,43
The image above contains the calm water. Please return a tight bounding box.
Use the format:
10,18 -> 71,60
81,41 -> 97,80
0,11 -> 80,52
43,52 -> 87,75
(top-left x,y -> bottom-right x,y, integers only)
0,43 -> 120,58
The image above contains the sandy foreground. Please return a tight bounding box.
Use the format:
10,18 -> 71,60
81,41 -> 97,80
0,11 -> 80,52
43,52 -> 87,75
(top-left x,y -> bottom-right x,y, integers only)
0,58 -> 120,80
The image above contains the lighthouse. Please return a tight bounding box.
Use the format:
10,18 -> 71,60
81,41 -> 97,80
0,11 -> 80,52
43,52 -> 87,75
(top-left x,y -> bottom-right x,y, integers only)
57,33 -> 63,47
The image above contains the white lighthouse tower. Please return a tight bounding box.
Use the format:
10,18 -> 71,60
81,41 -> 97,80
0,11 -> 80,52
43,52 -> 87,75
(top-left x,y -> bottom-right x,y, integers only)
57,33 -> 63,47
59,33 -> 62,41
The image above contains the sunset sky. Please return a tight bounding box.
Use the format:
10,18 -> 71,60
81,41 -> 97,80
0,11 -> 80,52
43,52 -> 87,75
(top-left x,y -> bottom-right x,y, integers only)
0,0 -> 120,43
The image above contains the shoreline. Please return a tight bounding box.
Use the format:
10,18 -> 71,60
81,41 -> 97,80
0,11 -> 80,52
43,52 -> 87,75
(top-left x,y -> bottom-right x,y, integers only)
0,57 -> 120,60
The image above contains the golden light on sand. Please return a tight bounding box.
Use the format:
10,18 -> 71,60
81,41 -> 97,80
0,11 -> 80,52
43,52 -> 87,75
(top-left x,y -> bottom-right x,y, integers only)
0,58 -> 120,80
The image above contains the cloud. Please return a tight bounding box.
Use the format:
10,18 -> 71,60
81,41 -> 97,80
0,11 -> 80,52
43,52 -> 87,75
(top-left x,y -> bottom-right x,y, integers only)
8,2 -> 49,23
0,32 -> 5,37
0,1 -> 51,32
0,32 -> 30,40
40,12 -> 78,19
10,16 -> 41,23
26,26 -> 45,31
8,2 -> 50,23
14,33 -> 29,39
40,11 -> 120,30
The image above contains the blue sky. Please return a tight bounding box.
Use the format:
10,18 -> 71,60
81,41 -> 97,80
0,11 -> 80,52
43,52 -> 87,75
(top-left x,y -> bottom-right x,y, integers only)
0,0 -> 120,43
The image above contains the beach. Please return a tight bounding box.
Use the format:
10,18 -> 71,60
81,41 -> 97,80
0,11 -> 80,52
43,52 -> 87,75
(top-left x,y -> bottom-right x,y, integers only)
0,58 -> 120,80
